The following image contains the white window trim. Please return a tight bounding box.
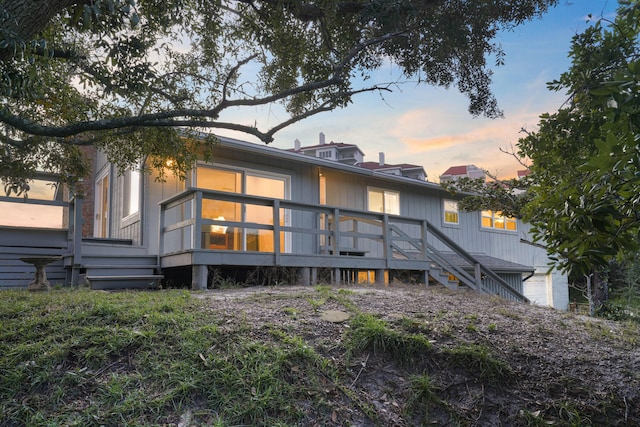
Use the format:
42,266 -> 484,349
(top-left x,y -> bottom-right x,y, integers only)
122,165 -> 141,222
443,199 -> 460,225
480,210 -> 517,232
367,187 -> 400,215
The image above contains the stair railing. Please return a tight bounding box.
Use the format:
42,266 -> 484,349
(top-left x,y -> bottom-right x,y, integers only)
389,220 -> 528,302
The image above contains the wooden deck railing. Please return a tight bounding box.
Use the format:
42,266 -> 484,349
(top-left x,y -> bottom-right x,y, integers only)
159,188 -> 529,302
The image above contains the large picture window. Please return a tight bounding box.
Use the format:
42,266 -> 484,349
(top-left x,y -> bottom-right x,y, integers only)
443,199 -> 459,224
367,188 -> 400,215
481,210 -> 516,231
196,165 -> 290,253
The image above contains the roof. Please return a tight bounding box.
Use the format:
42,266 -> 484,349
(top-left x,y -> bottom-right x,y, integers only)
440,165 -> 470,176
214,135 -> 446,193
358,161 -> 424,171
441,252 -> 534,273
288,141 -> 364,154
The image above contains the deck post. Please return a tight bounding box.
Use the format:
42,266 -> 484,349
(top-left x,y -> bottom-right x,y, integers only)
420,269 -> 429,286
382,214 -> 391,267
158,196 -> 165,257
297,267 -> 311,285
194,191 -> 203,250
375,269 -> 386,285
420,220 -> 428,260
332,208 -> 340,256
192,265 -> 208,290
334,268 -> 341,284
474,263 -> 482,290
273,200 -> 281,265
311,267 -> 318,285
70,196 -> 83,286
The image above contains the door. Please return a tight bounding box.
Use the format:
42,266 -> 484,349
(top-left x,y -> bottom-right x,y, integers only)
94,170 -> 110,238
245,172 -> 289,253
523,274 -> 550,306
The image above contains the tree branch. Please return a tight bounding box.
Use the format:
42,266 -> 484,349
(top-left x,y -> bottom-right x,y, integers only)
1,31 -> 407,142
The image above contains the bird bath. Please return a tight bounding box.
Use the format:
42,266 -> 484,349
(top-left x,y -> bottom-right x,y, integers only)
20,256 -> 62,292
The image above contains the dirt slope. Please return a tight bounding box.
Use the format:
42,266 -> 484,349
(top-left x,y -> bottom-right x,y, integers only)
195,284 -> 640,426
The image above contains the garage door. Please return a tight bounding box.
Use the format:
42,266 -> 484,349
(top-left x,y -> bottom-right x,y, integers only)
523,274 -> 549,306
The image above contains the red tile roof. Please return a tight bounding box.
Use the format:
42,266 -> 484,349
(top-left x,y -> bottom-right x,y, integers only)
440,165 -> 470,176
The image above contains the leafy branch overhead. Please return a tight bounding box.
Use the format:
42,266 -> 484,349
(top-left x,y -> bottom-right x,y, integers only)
0,0 -> 558,189
441,173 -> 533,220
447,1 -> 640,275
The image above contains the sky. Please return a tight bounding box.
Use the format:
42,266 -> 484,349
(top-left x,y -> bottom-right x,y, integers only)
217,0 -> 618,181
0,1 -> 618,228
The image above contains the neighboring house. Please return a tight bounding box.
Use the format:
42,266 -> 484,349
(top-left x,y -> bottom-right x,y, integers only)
289,132 -> 364,165
0,134 -> 569,310
517,169 -> 531,179
439,164 -> 486,182
357,153 -> 427,181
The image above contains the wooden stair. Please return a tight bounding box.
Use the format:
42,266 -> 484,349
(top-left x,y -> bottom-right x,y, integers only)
69,240 -> 163,290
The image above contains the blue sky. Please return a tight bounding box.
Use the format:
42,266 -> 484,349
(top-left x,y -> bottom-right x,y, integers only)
0,1 -> 618,228
219,0 -> 618,181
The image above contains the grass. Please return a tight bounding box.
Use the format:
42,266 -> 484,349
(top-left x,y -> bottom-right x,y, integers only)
345,313 -> 432,363
445,343 -> 513,384
406,373 -> 440,415
1,286 -> 636,426
0,289 -> 321,426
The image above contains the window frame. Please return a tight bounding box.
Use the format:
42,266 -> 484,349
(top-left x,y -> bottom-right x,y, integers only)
367,187 -> 400,215
480,210 -> 517,231
318,150 -> 333,159
122,164 -> 141,221
443,199 -> 460,225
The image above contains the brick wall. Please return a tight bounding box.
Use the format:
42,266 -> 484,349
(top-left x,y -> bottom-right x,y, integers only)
78,145 -> 97,237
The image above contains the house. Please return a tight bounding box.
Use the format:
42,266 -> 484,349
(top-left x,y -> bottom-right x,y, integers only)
439,164 -> 486,182
289,132 -> 364,165
0,134 -> 569,310
357,152 -> 427,181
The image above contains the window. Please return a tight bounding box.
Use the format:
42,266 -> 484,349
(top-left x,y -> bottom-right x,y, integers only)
367,188 -> 400,215
481,210 -> 516,231
443,199 -> 459,224
318,150 -> 333,159
196,165 -> 291,253
123,166 -> 140,218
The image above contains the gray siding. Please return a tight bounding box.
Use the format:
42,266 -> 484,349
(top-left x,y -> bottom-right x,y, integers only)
97,138 -> 565,307
0,227 -> 67,289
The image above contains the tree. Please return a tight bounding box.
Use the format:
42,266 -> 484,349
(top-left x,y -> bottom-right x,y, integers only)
0,0 -> 558,192
446,1 -> 640,312
519,0 -> 640,275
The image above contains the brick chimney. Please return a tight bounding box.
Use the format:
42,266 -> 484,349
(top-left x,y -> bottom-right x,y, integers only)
294,139 -> 301,151
319,132 -> 325,145
379,152 -> 385,166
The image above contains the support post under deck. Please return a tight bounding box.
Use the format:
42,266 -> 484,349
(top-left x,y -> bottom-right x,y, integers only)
192,265 -> 208,290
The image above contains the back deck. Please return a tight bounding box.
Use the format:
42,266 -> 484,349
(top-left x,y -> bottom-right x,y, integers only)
159,188 -> 531,302
0,189 -> 530,303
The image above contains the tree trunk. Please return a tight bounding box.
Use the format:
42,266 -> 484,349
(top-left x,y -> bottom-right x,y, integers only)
585,274 -> 595,317
0,0 -> 77,43
593,270 -> 609,312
